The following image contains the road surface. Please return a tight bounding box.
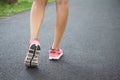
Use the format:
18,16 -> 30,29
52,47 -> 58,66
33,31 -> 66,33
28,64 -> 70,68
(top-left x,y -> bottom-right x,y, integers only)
0,0 -> 120,80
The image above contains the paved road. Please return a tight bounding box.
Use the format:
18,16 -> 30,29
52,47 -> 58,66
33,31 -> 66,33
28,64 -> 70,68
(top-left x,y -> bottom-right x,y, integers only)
0,0 -> 120,80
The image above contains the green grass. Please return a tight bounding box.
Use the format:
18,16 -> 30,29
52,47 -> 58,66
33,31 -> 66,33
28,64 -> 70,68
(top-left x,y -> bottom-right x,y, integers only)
48,0 -> 55,2
0,0 -> 55,17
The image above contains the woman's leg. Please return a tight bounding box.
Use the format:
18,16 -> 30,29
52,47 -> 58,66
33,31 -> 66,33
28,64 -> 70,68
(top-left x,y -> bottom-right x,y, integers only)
25,0 -> 47,67
30,0 -> 47,41
52,0 -> 69,50
49,0 -> 69,60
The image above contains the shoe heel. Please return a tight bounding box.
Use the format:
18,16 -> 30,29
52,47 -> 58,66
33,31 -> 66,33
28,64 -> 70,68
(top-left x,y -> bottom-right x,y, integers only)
25,44 -> 40,68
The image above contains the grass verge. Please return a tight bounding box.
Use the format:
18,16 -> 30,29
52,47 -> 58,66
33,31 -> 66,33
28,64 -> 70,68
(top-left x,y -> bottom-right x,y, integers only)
0,0 -> 54,17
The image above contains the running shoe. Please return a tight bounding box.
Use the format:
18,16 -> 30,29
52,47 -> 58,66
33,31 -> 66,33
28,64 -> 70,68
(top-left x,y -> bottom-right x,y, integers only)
49,48 -> 63,60
24,39 -> 40,67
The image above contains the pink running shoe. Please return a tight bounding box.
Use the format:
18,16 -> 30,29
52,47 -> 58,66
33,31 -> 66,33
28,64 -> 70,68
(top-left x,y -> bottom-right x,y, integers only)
49,48 -> 63,60
24,39 -> 40,67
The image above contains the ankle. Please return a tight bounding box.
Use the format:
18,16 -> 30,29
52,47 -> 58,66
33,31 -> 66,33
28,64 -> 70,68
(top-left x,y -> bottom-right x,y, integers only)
51,46 -> 60,50
30,38 -> 39,43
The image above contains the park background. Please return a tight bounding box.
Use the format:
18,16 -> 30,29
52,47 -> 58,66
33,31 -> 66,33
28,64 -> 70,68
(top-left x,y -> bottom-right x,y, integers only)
0,0 -> 54,17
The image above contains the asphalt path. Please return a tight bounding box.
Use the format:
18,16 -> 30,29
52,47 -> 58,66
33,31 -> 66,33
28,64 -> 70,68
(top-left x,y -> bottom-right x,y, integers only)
0,0 -> 120,80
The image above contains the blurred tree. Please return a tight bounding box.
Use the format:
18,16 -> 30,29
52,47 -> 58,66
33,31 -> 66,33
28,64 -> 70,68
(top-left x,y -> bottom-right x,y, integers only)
7,0 -> 18,4
0,0 -> 18,4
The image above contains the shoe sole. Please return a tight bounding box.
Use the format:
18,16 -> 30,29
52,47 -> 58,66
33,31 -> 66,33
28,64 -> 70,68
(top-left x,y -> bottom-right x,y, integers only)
25,44 -> 40,68
49,53 -> 63,60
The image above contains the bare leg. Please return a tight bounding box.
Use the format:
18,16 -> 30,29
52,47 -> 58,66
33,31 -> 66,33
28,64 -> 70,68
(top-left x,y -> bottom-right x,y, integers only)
30,0 -> 47,41
52,0 -> 69,50
25,0 -> 48,67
